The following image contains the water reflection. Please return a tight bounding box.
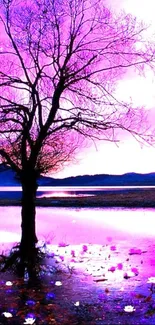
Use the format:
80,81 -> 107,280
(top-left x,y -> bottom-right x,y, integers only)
0,186 -> 96,199
1,206 -> 155,325
38,192 -> 95,198
1,185 -> 154,200
0,207 -> 155,249
0,231 -> 20,243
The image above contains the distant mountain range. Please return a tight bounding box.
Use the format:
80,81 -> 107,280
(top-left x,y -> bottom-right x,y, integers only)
0,164 -> 155,186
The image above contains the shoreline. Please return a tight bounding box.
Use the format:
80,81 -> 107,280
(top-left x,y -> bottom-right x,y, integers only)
0,188 -> 155,207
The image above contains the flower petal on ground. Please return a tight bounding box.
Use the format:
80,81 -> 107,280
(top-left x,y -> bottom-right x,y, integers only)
55,281 -> 62,286
124,305 -> 135,312
5,281 -> 13,286
2,312 -> 13,318
147,277 -> 155,283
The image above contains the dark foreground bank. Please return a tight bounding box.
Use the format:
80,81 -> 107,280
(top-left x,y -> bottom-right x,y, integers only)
1,238 -> 155,325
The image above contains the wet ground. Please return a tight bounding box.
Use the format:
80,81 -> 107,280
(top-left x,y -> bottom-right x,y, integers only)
1,206 -> 155,324
0,237 -> 155,325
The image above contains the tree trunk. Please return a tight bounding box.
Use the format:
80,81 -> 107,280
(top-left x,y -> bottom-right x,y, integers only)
19,171 -> 38,278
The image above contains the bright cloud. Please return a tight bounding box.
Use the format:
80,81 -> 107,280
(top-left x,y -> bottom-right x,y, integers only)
55,0 -> 155,178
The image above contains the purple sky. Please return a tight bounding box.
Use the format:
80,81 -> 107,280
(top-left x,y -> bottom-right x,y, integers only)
53,0 -> 155,178
0,0 -> 155,178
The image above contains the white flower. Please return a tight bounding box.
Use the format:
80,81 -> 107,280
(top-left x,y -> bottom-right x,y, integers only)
5,281 -> 13,286
55,281 -> 62,286
2,312 -> 13,318
123,271 -> 135,279
74,301 -> 80,306
147,277 -> 155,284
23,317 -> 36,324
124,305 -> 135,312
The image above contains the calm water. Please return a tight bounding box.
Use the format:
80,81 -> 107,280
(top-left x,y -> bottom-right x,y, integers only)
1,205 -> 155,289
1,206 -> 155,325
0,206 -> 155,247
0,185 -> 154,199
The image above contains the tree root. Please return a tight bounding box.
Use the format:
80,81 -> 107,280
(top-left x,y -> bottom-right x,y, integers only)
0,244 -> 46,285
0,250 -> 20,273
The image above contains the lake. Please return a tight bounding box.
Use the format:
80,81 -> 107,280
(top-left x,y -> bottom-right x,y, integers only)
1,206 -> 155,325
0,205 -> 155,247
0,185 -> 154,199
1,205 -> 155,282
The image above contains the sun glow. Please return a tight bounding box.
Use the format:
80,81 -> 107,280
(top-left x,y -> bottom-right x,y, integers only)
38,191 -> 72,198
38,191 -> 95,198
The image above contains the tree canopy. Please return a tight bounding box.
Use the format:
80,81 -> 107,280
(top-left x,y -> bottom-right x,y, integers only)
0,0 -> 154,176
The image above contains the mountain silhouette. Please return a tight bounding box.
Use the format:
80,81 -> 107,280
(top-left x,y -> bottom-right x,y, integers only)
0,164 -> 155,186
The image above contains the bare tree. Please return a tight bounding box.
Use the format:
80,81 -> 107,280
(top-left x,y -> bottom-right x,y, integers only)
0,0 -> 154,279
